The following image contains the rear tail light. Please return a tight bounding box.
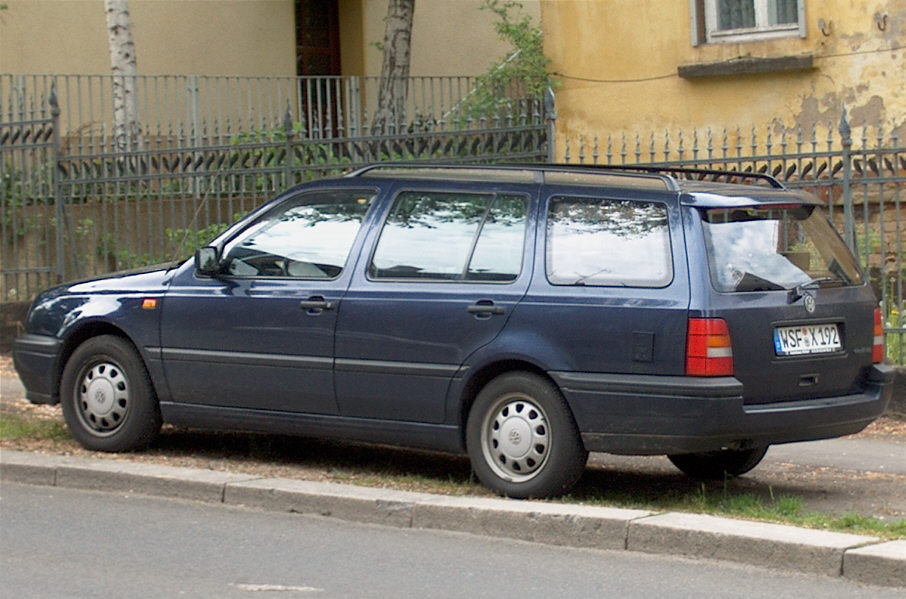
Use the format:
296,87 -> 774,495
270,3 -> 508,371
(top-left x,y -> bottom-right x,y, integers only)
686,318 -> 734,376
873,308 -> 885,364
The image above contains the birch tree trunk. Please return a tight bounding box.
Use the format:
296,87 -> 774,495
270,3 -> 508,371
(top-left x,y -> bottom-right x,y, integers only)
372,0 -> 415,134
105,0 -> 140,151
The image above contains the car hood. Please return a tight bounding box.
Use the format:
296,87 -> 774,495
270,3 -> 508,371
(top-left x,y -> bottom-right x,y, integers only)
40,262 -> 181,299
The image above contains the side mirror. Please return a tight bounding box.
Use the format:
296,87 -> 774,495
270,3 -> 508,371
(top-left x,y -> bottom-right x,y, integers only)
195,246 -> 222,276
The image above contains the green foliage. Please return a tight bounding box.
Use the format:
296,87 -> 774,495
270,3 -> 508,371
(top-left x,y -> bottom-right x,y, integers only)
229,125 -> 353,190
92,216 -> 240,272
463,0 -> 553,116
1,162 -> 40,238
885,297 -> 904,365
96,233 -> 159,271
165,220 -> 233,256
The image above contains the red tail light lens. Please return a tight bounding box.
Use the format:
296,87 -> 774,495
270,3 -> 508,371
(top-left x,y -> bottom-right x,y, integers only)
686,318 -> 734,376
873,308 -> 885,364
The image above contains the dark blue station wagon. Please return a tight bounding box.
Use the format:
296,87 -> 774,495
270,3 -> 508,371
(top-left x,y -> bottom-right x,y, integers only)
13,164 -> 894,498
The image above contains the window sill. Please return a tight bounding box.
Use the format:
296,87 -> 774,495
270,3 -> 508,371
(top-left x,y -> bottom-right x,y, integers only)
678,55 -> 815,79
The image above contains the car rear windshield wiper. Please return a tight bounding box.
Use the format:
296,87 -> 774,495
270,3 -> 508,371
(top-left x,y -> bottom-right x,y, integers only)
787,276 -> 843,303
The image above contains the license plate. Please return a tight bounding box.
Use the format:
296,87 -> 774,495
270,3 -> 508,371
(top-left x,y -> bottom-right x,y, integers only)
773,323 -> 842,356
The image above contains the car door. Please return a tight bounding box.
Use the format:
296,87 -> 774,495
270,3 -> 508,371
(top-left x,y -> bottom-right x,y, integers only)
511,188 -> 690,376
160,187 -> 377,414
334,186 -> 534,423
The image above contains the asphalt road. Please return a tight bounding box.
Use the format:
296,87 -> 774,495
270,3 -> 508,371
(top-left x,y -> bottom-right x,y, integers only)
1,483 -> 901,599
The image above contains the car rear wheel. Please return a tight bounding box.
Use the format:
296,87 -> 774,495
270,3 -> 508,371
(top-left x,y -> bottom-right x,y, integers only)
466,372 -> 587,499
667,446 -> 768,480
60,335 -> 161,452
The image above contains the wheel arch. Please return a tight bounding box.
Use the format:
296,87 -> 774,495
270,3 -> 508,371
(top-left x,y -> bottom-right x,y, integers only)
456,359 -> 563,449
56,321 -> 147,399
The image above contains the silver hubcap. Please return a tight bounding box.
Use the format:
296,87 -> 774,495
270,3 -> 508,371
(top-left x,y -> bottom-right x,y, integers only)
481,393 -> 550,483
78,362 -> 129,434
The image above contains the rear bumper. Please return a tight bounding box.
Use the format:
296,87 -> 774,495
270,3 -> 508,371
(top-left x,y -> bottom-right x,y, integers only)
551,365 -> 894,455
12,333 -> 62,405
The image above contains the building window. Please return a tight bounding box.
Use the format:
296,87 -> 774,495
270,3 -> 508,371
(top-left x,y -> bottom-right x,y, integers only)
692,0 -> 806,45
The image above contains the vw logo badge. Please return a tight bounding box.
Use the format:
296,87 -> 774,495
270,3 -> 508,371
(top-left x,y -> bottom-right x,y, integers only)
803,293 -> 816,314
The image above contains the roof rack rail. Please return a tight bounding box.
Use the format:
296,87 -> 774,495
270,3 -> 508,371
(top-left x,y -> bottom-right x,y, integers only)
345,163 -> 535,177
346,162 -> 674,180
345,162 -> 785,190
580,164 -> 785,189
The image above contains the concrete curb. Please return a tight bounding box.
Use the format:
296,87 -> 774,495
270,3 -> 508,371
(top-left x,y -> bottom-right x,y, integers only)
1,449 -> 904,587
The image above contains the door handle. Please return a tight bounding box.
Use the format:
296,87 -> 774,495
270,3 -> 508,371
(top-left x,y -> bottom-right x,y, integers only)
467,300 -> 505,316
300,296 -> 334,312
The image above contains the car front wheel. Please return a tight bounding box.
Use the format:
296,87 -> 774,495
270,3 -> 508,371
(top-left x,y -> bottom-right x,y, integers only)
466,372 -> 587,499
60,335 -> 161,452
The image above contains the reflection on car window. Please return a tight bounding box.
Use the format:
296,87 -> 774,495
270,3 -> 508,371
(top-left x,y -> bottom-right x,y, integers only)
369,191 -> 528,281
223,189 -> 375,278
547,197 -> 673,287
701,205 -> 864,292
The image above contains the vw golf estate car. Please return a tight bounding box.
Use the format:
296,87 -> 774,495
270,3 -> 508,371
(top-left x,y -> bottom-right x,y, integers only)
13,164 -> 893,498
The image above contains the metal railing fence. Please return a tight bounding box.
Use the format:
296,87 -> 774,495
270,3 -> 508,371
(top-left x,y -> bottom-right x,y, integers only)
2,73 -> 536,150
563,117 -> 905,364
1,79 -> 550,305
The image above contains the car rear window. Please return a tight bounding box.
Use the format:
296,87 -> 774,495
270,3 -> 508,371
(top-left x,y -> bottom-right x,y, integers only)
701,204 -> 864,292
546,197 -> 673,287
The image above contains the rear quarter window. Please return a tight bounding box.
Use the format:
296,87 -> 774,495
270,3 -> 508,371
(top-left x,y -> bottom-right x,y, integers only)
546,196 -> 673,287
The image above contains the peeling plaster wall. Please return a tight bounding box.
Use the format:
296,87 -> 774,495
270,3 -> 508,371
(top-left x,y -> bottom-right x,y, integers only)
541,0 -> 905,155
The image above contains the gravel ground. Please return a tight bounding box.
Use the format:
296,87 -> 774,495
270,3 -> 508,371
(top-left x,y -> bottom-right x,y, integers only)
3,354 -> 905,517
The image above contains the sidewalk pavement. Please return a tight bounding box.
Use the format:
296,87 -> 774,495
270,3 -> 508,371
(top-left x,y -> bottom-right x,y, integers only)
1,449 -> 904,588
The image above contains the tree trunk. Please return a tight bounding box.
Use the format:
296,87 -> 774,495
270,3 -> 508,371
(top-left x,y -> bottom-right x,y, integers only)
372,0 -> 415,135
105,0 -> 140,151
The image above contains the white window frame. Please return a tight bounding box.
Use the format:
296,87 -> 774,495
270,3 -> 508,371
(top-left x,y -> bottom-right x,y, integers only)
691,0 -> 806,46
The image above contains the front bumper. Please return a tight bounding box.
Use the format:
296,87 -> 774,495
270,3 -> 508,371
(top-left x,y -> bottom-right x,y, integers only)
551,365 -> 894,455
12,333 -> 63,405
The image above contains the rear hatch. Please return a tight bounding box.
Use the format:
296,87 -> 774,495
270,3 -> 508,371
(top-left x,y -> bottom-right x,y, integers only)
694,200 -> 879,405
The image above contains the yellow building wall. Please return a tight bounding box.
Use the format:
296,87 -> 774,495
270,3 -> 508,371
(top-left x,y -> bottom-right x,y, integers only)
541,0 -> 905,156
2,0 -> 540,78
342,0 -> 541,77
0,0 -> 297,76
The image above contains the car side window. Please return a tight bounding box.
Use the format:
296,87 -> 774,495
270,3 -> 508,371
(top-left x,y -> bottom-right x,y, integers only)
222,189 -> 375,278
546,196 -> 673,287
369,191 -> 529,282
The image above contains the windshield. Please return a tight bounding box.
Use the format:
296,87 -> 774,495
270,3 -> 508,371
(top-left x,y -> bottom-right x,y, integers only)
701,205 -> 864,292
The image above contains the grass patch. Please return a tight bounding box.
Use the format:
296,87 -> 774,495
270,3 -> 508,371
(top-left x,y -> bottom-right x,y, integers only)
563,481 -> 906,541
0,411 -> 69,442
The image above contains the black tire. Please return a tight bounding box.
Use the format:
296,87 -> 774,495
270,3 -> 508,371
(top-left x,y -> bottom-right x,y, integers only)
667,446 -> 768,480
466,372 -> 587,499
60,335 -> 162,452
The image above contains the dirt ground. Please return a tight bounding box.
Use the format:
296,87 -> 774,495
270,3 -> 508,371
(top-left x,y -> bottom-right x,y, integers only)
2,354 -> 905,520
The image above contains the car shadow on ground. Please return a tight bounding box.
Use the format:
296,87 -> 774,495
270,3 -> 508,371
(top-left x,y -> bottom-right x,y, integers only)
146,426 -> 885,517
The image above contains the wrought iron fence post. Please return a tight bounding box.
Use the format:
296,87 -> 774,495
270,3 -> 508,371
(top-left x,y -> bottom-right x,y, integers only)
50,85 -> 65,283
545,84 -> 557,163
839,108 -> 856,252
283,109 -> 295,187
